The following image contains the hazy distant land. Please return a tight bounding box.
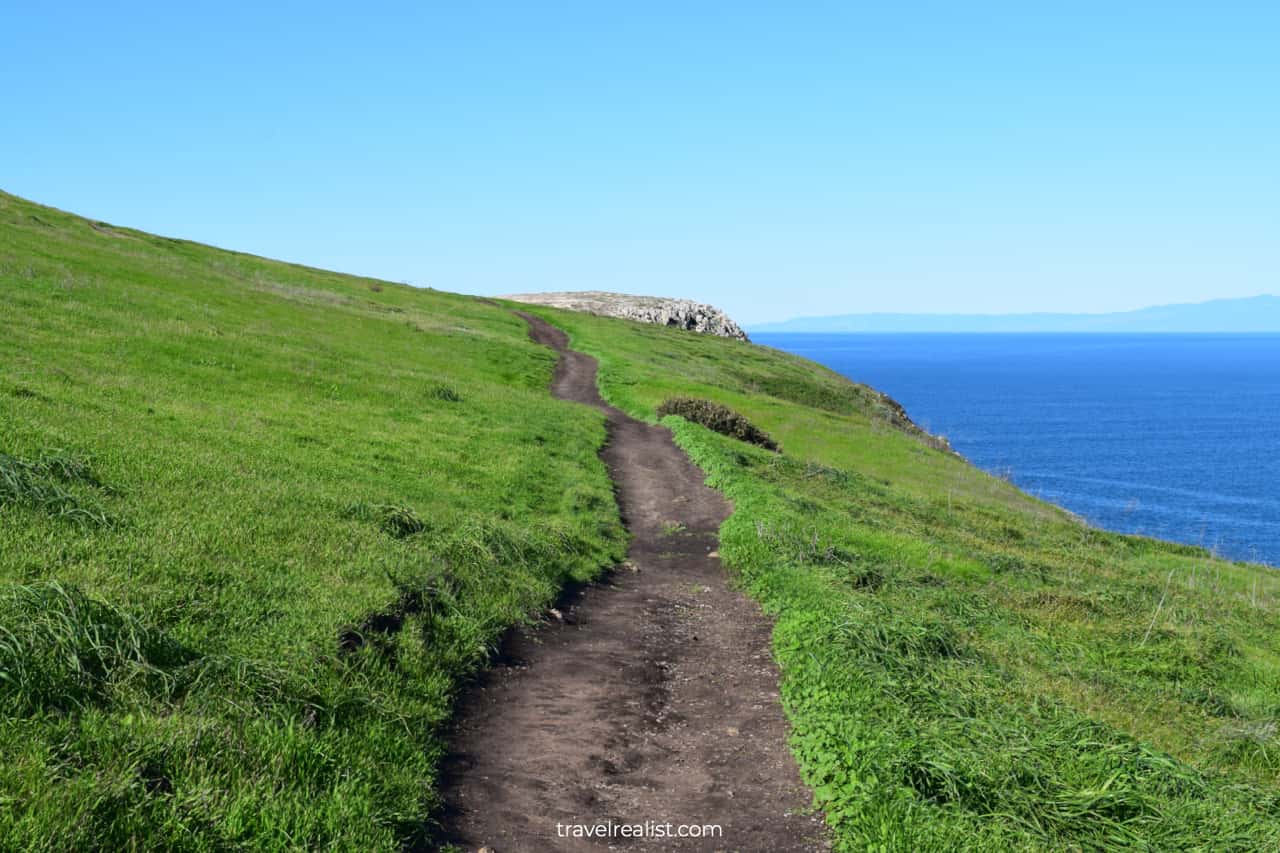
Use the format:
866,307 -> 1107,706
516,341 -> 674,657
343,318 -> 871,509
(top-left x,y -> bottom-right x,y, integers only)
751,294 -> 1280,333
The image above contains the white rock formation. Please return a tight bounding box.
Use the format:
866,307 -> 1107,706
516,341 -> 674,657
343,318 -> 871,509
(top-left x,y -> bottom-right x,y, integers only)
502,291 -> 749,341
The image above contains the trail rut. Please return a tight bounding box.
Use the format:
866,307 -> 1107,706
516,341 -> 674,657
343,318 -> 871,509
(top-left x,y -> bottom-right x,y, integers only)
441,313 -> 825,851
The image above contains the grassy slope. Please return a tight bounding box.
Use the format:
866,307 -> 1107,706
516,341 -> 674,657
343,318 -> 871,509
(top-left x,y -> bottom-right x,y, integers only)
5,187 -> 1279,850
528,306 -> 1280,850
0,192 -> 625,849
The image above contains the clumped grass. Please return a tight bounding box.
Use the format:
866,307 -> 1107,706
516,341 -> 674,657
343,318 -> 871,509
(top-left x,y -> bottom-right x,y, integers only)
0,581 -> 195,715
536,304 -> 1280,850
659,520 -> 688,537
344,501 -> 428,538
0,450 -> 111,526
427,382 -> 463,402
656,396 -> 778,450
337,571 -> 455,657
0,191 -> 625,849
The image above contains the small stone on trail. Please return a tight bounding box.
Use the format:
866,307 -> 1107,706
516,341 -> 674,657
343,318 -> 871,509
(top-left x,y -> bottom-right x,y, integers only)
548,608 -> 563,622
708,550 -> 720,558
726,726 -> 740,736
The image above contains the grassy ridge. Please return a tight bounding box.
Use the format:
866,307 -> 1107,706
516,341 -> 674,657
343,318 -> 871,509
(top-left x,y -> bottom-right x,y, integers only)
531,306 -> 1280,850
0,192 -> 625,849
6,187 -> 1279,849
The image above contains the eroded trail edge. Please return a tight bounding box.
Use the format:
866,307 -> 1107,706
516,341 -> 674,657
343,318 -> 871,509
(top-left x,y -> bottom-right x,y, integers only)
441,313 -> 825,851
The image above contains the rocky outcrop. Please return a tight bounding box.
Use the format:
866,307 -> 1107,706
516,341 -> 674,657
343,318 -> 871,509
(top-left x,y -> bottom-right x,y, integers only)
501,291 -> 749,341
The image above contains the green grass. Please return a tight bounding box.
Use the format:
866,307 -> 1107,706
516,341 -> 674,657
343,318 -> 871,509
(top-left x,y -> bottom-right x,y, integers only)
6,187 -> 1280,850
528,305 -> 1280,850
0,192 -> 625,849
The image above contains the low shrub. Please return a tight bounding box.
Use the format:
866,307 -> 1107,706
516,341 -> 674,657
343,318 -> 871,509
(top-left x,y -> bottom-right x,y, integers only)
656,397 -> 778,450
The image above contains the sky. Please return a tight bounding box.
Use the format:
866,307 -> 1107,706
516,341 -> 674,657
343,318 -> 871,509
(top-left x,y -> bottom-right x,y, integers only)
3,2 -> 1277,325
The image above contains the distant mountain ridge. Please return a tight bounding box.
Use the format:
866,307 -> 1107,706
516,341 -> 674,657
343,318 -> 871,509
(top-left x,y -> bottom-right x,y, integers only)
751,294 -> 1280,333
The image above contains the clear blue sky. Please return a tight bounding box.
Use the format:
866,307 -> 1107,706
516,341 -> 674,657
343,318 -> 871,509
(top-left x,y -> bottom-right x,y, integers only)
3,2 -> 1277,324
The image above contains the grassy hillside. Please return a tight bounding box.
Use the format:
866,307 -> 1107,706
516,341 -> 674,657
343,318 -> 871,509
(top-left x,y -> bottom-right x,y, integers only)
0,192 -> 625,849
5,188 -> 1279,850
529,307 -> 1280,850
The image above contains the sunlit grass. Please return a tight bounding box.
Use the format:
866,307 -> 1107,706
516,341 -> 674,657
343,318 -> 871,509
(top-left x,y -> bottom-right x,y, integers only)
540,304 -> 1280,850
6,184 -> 1278,849
0,191 -> 626,848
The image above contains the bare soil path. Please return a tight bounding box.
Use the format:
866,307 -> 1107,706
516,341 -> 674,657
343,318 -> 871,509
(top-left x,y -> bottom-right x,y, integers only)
440,313 -> 825,852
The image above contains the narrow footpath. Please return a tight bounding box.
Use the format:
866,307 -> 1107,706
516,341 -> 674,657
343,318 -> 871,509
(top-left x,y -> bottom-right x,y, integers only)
441,313 -> 826,851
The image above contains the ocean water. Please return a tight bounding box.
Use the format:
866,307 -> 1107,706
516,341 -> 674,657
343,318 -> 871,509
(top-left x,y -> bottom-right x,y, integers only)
755,333 -> 1280,566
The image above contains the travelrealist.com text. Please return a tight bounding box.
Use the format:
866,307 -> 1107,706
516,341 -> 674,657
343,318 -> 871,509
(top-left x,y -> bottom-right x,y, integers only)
556,820 -> 723,839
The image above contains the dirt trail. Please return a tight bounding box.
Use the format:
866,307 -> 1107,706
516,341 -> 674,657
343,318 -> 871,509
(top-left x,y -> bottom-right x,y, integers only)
440,313 -> 825,852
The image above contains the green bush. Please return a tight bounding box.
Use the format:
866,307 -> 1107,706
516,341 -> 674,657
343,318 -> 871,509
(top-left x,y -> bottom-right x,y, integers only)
656,396 -> 778,450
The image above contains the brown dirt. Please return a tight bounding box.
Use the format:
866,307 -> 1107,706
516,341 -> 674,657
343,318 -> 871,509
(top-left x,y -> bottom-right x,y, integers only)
439,313 -> 826,851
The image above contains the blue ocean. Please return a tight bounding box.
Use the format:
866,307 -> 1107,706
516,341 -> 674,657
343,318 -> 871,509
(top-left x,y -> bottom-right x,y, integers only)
755,333 -> 1280,566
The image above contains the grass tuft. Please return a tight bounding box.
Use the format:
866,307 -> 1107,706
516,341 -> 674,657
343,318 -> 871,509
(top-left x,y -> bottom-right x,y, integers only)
0,582 -> 196,715
657,396 -> 778,450
343,502 -> 428,538
428,382 -> 463,402
0,450 -> 111,525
